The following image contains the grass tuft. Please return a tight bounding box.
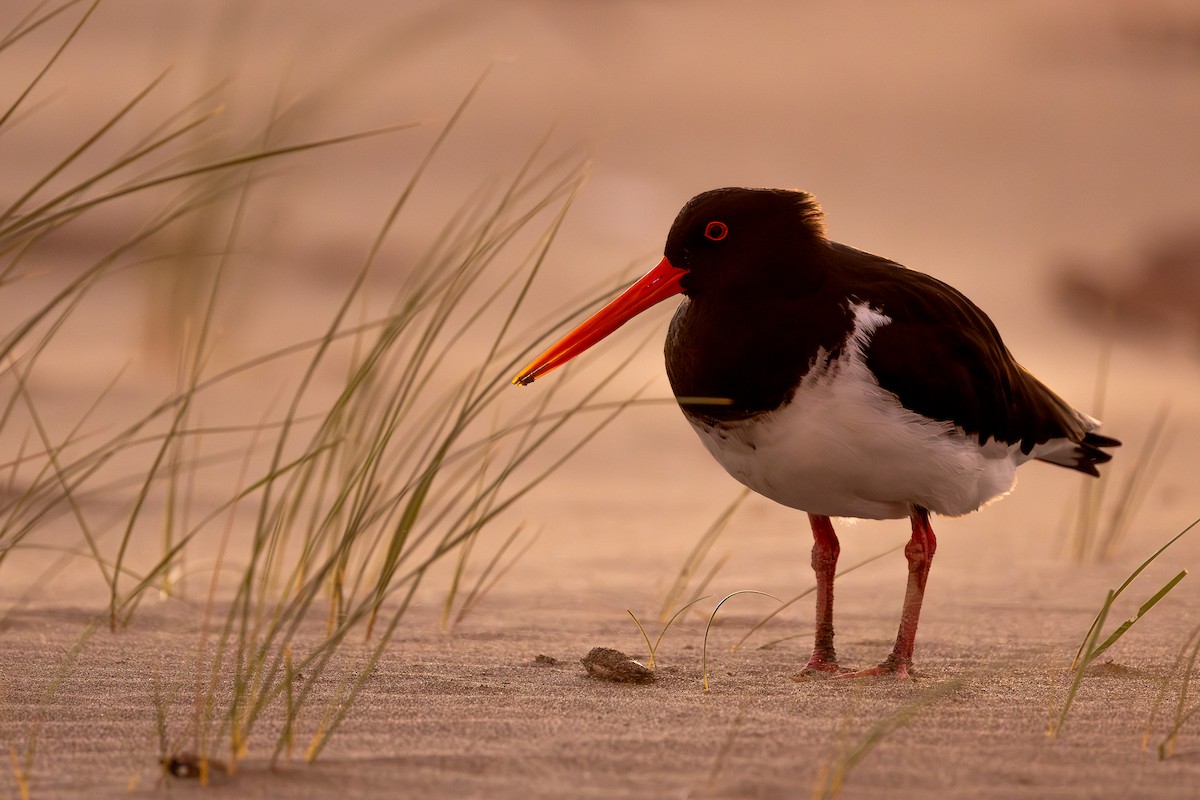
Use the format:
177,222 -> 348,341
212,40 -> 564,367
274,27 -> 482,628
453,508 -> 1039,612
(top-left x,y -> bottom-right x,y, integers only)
628,596 -> 711,671
813,677 -> 965,799
2,3 -> 644,783
1143,621 -> 1200,759
1048,517 -> 1197,736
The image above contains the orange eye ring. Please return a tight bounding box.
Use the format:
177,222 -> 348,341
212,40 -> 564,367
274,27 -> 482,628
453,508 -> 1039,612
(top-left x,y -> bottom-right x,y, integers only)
704,221 -> 728,241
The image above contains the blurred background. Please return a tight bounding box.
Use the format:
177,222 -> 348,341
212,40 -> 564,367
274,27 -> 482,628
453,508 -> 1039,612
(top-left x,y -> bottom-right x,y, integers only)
4,0 -> 1200,605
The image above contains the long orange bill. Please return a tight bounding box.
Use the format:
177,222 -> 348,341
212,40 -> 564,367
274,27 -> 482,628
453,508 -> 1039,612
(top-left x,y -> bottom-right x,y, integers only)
512,256 -> 687,386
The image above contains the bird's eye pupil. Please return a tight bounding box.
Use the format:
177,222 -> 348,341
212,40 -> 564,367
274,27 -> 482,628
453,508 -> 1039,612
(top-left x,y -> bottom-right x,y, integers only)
704,221 -> 728,241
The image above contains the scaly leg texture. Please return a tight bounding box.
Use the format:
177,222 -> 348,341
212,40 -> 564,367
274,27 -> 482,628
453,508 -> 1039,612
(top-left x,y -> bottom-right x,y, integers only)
843,507 -> 937,679
798,513 -> 843,677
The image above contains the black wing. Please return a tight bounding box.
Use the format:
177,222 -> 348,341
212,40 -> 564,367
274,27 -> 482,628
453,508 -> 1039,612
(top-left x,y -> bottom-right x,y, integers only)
826,243 -> 1119,473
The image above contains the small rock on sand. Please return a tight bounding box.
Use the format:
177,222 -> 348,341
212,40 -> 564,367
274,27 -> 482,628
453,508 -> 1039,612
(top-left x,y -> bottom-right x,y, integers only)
580,647 -> 655,684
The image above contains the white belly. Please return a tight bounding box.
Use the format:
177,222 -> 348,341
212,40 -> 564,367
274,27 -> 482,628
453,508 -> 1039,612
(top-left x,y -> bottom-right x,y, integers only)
684,304 -> 1027,520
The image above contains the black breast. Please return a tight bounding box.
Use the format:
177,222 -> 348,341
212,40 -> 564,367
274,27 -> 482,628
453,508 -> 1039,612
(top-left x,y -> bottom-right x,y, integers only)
664,285 -> 855,422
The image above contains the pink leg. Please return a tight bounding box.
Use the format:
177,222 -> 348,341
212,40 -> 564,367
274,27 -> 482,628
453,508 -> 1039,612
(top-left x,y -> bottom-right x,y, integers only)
841,507 -> 937,680
798,513 -> 843,677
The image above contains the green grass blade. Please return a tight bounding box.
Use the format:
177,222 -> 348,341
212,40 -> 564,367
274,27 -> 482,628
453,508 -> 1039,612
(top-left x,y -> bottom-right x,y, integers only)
1071,518 -> 1199,668
1088,569 -> 1187,663
1051,590 -> 1112,737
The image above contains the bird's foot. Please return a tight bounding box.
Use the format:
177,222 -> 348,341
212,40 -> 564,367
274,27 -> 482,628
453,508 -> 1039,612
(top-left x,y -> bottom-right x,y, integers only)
792,653 -> 847,681
836,654 -> 915,680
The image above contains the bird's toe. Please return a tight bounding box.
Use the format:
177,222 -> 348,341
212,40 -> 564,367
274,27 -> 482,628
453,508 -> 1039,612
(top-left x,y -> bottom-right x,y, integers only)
837,656 -> 916,680
792,654 -> 847,681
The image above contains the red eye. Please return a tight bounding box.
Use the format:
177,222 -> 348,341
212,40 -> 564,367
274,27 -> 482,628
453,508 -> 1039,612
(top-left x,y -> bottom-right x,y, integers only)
704,220 -> 728,241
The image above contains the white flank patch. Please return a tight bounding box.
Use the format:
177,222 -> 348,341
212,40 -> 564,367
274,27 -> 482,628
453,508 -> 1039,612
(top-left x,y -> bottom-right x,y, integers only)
686,302 -> 1029,520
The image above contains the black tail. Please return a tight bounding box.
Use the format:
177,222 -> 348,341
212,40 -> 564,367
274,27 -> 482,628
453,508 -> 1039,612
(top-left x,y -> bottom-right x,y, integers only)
1038,432 -> 1121,477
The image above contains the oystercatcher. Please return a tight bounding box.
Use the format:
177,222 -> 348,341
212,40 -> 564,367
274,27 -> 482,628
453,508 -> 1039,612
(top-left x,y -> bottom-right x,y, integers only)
513,187 -> 1119,679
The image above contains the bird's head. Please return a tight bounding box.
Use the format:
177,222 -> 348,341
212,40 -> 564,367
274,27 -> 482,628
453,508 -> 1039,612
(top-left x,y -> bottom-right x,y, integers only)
664,187 -> 825,295
512,187 -> 826,386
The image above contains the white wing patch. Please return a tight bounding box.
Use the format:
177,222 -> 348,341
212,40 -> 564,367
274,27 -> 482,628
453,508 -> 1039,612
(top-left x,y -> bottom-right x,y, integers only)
685,302 -> 1026,520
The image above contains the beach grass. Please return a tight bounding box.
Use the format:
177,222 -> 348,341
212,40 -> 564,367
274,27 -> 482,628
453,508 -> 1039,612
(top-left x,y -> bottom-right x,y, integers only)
1047,517 -> 1197,736
812,677 -> 965,799
4,5 -> 1197,799
1,1 -> 644,784
1066,329 -> 1170,563
1143,620 -> 1200,759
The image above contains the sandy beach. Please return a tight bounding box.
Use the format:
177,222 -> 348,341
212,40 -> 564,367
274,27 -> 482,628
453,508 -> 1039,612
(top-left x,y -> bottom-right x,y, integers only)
3,2 -> 1200,797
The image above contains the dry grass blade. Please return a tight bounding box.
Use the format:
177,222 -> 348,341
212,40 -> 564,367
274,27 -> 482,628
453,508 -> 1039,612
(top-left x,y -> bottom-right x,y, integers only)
450,524 -> 541,628
1,121 -> 418,243
706,703 -> 748,792
702,590 -> 781,692
4,356 -> 113,588
1069,333 -> 1113,561
0,0 -> 98,130
0,0 -> 91,54
659,488 -> 749,623
1066,323 -> 1167,563
627,610 -> 654,666
1144,621 -> 1200,759
1096,403 -> 1171,560
732,543 -> 905,651
628,596 -> 711,670
813,677 -> 965,799
11,617 -> 103,794
1,66 -> 174,227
